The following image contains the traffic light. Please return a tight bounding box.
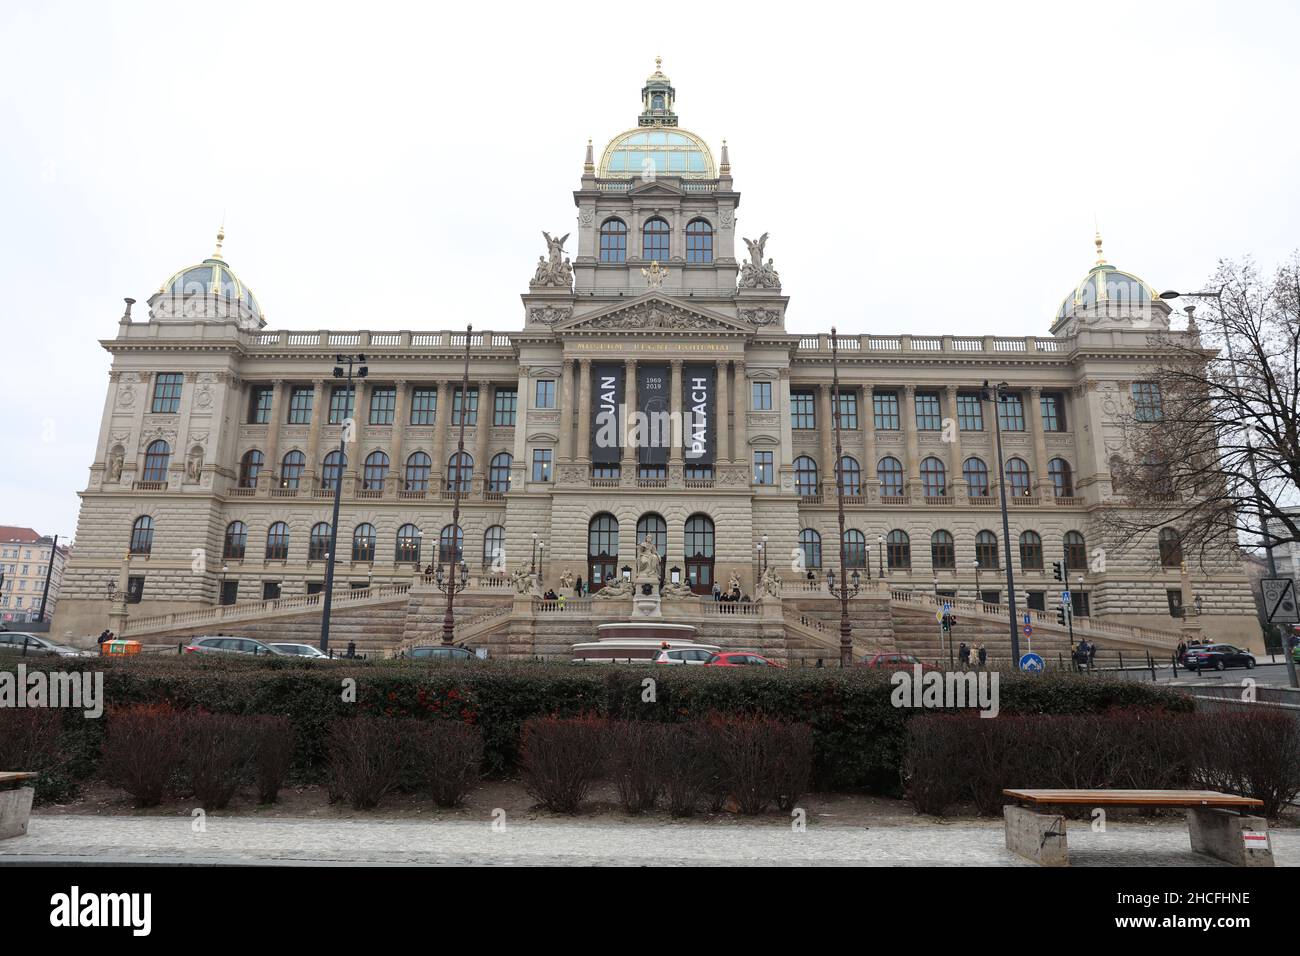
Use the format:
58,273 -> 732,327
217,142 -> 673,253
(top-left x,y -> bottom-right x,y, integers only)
1055,605 -> 1067,626
1052,561 -> 1063,582
942,613 -> 956,631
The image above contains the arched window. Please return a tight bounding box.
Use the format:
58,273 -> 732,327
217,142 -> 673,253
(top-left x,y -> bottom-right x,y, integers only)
886,530 -> 911,569
642,216 -> 669,261
483,525 -> 505,569
321,450 -> 346,491
931,530 -> 955,570
878,456 -> 904,496
1064,531 -> 1087,571
1005,457 -> 1031,497
129,515 -> 154,555
447,452 -> 473,493
920,456 -> 947,498
685,218 -> 713,263
684,514 -> 715,594
362,451 -> 389,491
266,522 -> 290,561
636,513 -> 668,568
223,521 -> 247,560
794,456 -> 819,496
309,522 -> 332,561
395,524 -> 422,564
280,451 -> 305,489
142,440 -> 170,482
838,456 -> 862,496
976,530 -> 999,570
1159,527 -> 1183,568
439,524 -> 464,565
799,528 -> 822,570
843,529 -> 867,569
963,457 -> 990,497
588,513 -> 619,592
599,218 -> 627,263
1048,458 -> 1073,498
352,523 -> 376,562
238,450 -> 263,488
1019,530 -> 1043,570
404,452 -> 431,492
489,453 -> 513,494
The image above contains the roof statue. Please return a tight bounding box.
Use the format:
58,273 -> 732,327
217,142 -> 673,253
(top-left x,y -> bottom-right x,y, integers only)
531,231 -> 573,289
739,233 -> 780,289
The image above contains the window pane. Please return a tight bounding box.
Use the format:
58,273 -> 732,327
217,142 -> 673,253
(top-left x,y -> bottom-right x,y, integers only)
873,391 -> 900,430
410,388 -> 437,425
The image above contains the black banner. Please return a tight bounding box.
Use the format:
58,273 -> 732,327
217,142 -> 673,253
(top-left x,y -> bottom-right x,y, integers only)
637,363 -> 669,466
682,365 -> 715,464
591,363 -> 624,465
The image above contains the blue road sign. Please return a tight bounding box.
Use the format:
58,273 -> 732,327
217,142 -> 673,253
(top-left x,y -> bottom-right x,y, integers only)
1023,612 -> 1031,626
943,602 -> 952,612
1019,652 -> 1045,672
1061,590 -> 1071,605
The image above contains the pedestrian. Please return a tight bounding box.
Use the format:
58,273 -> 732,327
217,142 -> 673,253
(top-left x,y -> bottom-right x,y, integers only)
575,575 -> 584,597
977,643 -> 987,669
1176,641 -> 1187,664
557,593 -> 566,610
958,642 -> 970,669
712,582 -> 721,602
97,628 -> 111,646
1087,641 -> 1097,667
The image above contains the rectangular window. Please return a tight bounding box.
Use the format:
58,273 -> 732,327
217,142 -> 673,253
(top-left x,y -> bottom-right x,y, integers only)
151,373 -> 183,413
751,381 -> 773,411
957,393 -> 984,431
1166,589 -> 1184,618
249,386 -> 273,424
262,581 -> 281,601
409,388 -> 437,425
1132,382 -> 1163,422
914,391 -> 942,431
328,386 -> 355,424
638,464 -> 667,480
1071,591 -> 1091,618
591,463 -> 620,480
790,391 -> 816,429
452,387 -> 479,426
997,392 -> 1026,431
873,390 -> 900,430
368,387 -> 396,425
494,387 -> 517,426
753,450 -> 774,485
306,582 -> 324,596
126,576 -> 145,604
1026,591 -> 1046,612
534,380 -> 556,409
1040,392 -> 1065,432
836,391 -> 859,430
531,448 -> 553,482
287,386 -> 314,424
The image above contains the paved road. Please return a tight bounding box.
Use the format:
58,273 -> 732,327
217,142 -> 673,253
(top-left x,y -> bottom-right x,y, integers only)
2,814 -> 1296,866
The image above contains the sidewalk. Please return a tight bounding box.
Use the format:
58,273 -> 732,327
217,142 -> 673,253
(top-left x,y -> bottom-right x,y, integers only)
3,814 -> 1296,866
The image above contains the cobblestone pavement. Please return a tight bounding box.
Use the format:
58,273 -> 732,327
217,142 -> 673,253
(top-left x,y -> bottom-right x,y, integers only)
2,814 -> 1296,865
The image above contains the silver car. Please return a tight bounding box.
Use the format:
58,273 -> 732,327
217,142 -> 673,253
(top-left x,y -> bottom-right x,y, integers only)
183,635 -> 282,657
268,642 -> 330,659
0,632 -> 93,658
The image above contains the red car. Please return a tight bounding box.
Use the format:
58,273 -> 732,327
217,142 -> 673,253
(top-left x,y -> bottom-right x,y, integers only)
858,653 -> 942,673
704,651 -> 785,668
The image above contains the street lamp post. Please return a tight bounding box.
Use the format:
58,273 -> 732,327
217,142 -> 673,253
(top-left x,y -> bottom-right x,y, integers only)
974,560 -> 982,601
1160,289 -> 1297,688
320,353 -> 367,653
982,380 -> 1021,660
829,329 -> 858,667
441,325 -> 474,645
877,534 -> 885,580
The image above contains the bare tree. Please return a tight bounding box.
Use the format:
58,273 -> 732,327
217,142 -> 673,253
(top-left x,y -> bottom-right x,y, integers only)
1102,254 -> 1300,573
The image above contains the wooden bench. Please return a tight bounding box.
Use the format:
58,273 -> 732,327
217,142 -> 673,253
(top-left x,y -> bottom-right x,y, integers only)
1001,789 -> 1272,867
0,772 -> 38,840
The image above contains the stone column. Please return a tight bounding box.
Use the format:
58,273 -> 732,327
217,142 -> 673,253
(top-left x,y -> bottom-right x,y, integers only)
731,360 -> 747,468
1028,385 -> 1051,498
903,384 -> 921,496
945,385 -> 966,501
818,384 -> 835,494
431,380 -> 451,486
345,380 -> 367,486
861,386 -> 877,500
577,360 -> 592,461
387,380 -> 409,497
622,359 -> 637,474
558,360 -> 575,461
715,359 -> 730,464
303,379 -> 326,486
669,360 -> 684,463
259,379 -> 285,494
512,366 -> 530,488
474,380 -> 493,494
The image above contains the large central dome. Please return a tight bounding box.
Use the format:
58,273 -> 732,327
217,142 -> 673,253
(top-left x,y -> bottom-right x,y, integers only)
598,127 -> 715,179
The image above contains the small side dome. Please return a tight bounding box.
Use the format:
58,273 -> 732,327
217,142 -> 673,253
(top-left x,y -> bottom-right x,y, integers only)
1055,233 -> 1156,321
159,228 -> 262,322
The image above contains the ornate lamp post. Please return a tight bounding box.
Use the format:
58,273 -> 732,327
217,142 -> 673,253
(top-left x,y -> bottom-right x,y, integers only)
827,329 -> 861,667
438,326 -> 474,645
981,379 -> 1021,660
877,534 -> 885,580
756,534 -> 769,575
320,353 -> 367,653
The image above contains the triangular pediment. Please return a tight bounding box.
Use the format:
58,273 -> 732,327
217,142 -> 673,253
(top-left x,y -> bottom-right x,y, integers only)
628,178 -> 684,197
556,294 -> 753,334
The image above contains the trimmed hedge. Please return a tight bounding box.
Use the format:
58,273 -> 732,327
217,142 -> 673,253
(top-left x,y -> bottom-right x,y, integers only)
2,657 -> 1195,796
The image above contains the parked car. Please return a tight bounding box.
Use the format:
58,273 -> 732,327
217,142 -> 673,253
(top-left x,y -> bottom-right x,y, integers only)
405,645 -> 477,661
858,652 -> 942,672
651,647 -> 715,665
704,651 -> 784,668
267,642 -> 330,658
1183,643 -> 1256,671
183,636 -> 283,657
0,632 -> 94,658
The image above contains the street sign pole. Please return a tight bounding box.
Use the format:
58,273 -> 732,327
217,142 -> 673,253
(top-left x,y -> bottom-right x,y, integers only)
1261,577 -> 1300,688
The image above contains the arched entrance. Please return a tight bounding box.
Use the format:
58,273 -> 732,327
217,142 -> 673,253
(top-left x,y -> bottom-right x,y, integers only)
684,514 -> 714,594
587,513 -> 619,592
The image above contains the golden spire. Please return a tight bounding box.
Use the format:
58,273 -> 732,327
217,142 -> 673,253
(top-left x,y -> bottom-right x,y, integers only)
655,55 -> 662,72
1094,226 -> 1106,266
212,222 -> 226,261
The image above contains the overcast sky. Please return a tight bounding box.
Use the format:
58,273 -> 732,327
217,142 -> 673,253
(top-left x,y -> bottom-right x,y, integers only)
2,0 -> 1298,542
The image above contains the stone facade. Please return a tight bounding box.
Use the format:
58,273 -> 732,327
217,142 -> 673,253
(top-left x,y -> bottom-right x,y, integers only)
52,63 -> 1259,649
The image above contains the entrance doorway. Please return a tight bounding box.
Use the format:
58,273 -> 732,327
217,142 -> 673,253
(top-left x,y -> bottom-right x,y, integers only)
588,513 -> 619,593
684,514 -> 714,594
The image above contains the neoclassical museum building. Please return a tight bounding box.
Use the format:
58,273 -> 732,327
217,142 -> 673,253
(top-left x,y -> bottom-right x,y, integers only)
52,61 -> 1259,653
